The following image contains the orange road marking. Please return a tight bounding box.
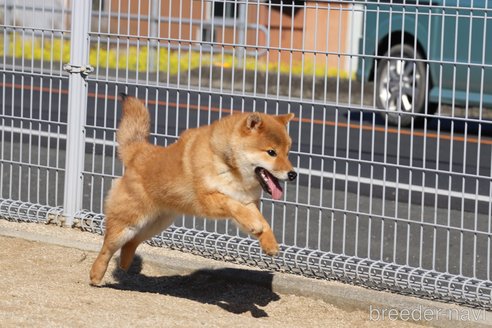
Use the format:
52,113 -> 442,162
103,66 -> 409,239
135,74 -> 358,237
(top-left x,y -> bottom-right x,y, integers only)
3,81 -> 492,145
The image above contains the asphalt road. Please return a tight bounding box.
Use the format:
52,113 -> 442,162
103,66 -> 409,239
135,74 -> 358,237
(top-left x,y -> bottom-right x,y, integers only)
1,71 -> 491,280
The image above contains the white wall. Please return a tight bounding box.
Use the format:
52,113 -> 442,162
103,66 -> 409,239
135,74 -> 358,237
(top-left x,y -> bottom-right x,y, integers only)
1,0 -> 70,31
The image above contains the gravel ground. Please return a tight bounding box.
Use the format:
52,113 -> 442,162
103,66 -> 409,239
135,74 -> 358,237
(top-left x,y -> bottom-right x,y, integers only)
0,220 -> 425,328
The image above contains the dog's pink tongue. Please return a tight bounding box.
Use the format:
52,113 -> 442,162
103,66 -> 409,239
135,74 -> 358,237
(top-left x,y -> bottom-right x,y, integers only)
266,175 -> 283,200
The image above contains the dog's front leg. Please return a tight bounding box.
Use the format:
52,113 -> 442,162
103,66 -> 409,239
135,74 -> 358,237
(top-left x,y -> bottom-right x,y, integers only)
242,203 -> 279,256
200,193 -> 279,256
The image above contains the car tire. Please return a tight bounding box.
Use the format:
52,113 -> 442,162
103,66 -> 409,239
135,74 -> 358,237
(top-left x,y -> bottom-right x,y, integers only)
375,43 -> 432,126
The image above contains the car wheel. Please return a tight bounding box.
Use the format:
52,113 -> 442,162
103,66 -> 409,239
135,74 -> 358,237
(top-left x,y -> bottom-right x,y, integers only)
375,44 -> 430,126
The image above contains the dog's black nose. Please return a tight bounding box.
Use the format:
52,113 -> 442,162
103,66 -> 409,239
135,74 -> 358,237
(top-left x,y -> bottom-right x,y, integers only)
288,171 -> 297,181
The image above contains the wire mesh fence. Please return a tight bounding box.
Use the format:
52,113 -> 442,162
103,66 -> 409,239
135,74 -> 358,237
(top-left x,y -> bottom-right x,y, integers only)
1,0 -> 492,309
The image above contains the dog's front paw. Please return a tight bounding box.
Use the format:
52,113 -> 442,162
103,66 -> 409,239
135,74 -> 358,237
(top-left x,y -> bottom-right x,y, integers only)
246,220 -> 264,235
259,232 -> 279,256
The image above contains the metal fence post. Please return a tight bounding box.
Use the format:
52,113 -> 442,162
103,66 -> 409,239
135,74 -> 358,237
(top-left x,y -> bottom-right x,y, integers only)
2,0 -> 12,55
62,0 -> 92,226
236,2 -> 247,62
148,0 -> 159,72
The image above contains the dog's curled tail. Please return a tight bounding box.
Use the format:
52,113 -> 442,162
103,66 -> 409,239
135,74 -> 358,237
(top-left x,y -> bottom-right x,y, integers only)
117,93 -> 150,165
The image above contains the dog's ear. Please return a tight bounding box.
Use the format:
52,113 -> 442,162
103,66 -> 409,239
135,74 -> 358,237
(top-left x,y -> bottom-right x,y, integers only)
276,113 -> 295,125
246,113 -> 262,130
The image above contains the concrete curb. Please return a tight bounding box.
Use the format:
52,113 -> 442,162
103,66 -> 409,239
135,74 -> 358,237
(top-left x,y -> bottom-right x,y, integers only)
1,224 -> 491,327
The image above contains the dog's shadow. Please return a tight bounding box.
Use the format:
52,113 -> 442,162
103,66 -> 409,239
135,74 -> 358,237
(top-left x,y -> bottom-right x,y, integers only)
104,255 -> 280,318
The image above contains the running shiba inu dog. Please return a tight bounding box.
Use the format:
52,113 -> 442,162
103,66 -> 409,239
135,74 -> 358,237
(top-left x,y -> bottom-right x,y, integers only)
90,94 -> 297,285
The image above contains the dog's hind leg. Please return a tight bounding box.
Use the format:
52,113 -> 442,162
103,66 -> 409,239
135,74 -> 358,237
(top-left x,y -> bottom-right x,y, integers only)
90,222 -> 138,286
118,213 -> 175,272
119,239 -> 140,272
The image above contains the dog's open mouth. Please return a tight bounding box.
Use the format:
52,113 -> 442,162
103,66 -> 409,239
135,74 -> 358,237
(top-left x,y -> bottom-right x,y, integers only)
255,167 -> 283,200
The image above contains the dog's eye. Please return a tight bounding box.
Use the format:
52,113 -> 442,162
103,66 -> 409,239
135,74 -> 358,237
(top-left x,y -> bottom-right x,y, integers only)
267,149 -> 277,157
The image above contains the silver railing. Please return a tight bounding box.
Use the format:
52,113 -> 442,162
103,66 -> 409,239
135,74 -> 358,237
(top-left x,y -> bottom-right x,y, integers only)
1,0 -> 491,309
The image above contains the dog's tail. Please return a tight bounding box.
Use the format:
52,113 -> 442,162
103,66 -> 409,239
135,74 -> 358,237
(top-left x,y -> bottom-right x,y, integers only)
117,93 -> 150,165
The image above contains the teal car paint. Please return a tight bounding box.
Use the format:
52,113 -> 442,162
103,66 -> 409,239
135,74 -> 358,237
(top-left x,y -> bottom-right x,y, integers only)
357,0 -> 492,124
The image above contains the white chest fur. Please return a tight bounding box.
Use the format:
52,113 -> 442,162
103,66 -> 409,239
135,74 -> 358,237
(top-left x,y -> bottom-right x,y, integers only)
204,163 -> 261,205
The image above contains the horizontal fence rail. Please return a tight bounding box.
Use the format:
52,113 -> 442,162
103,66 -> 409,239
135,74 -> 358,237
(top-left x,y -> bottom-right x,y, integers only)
1,0 -> 492,309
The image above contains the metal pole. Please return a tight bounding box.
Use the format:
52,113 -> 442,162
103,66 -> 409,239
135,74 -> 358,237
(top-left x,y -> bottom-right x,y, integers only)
236,2 -> 246,63
149,0 -> 159,72
63,0 -> 92,226
3,0 -> 12,55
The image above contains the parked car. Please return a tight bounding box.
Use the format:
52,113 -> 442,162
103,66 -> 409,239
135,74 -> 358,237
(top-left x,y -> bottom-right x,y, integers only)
357,0 -> 492,126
